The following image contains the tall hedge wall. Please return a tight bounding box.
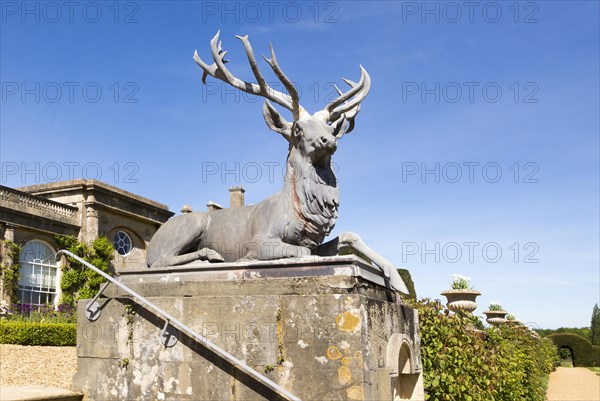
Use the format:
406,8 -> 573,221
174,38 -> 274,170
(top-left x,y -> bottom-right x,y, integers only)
548,333 -> 600,367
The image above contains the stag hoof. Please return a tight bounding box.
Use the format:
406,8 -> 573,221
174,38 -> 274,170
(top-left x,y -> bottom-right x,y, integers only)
337,232 -> 362,250
197,248 -> 225,263
284,245 -> 311,258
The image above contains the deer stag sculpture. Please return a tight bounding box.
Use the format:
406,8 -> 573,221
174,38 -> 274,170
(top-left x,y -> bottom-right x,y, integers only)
146,32 -> 408,293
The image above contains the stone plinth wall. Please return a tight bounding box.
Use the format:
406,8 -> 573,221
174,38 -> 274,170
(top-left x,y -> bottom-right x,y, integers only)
73,256 -> 425,400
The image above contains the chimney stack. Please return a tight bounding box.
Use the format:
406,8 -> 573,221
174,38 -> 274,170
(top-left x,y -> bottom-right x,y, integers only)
229,186 -> 245,208
207,201 -> 223,212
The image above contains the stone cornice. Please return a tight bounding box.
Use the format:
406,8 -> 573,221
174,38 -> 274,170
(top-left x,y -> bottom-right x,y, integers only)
18,179 -> 174,223
19,179 -> 171,213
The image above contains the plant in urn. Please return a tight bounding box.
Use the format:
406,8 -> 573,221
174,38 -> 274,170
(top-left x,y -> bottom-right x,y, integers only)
484,302 -> 508,326
441,274 -> 481,314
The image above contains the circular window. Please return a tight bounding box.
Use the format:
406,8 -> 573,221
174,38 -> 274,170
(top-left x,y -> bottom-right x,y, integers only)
113,231 -> 132,256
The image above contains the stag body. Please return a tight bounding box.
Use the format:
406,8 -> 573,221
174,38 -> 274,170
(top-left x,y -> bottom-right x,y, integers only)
147,111 -> 339,263
146,32 -> 408,293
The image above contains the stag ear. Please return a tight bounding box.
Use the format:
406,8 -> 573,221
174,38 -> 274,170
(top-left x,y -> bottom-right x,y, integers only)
263,100 -> 292,141
331,114 -> 347,139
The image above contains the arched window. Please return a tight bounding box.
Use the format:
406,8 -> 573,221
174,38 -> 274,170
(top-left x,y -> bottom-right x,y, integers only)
18,241 -> 60,306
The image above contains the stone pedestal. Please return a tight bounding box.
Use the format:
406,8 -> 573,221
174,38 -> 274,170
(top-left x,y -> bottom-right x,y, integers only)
73,256 -> 425,400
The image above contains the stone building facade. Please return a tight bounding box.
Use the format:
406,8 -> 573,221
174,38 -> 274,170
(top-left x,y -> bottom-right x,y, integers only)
0,179 -> 173,306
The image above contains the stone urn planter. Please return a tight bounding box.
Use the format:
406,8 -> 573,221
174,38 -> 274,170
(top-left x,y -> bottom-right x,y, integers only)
441,289 -> 481,314
484,310 -> 508,326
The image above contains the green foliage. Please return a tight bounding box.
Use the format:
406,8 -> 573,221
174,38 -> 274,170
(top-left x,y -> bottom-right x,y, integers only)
0,320 -> 76,346
559,347 -> 572,360
339,246 -> 372,263
472,315 -> 485,330
535,326 -> 592,342
398,268 -> 417,299
451,274 -> 472,290
488,302 -> 504,312
415,299 -> 557,401
0,240 -> 22,303
591,304 -> 600,346
54,235 -> 114,305
547,333 -> 600,367
6,303 -> 76,323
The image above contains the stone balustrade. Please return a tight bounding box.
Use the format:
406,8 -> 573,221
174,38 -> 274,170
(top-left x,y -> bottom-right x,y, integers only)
0,185 -> 79,222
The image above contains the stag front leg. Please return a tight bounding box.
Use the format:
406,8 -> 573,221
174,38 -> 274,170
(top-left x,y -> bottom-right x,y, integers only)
151,248 -> 225,268
241,237 -> 312,261
316,232 -> 409,294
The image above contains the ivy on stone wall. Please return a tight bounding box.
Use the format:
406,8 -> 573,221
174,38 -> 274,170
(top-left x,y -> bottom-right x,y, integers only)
0,241 -> 22,303
54,235 -> 114,306
415,298 -> 557,401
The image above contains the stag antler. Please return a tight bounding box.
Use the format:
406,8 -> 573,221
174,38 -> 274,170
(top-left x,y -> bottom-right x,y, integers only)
194,31 -> 302,120
312,66 -> 371,134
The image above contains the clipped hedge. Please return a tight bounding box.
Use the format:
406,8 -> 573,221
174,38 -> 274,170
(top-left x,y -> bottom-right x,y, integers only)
416,299 -> 557,401
548,333 -> 600,367
0,321 -> 76,346
398,268 -> 417,299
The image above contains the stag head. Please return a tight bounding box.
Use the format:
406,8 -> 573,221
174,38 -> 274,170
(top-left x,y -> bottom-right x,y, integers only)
194,31 -> 371,165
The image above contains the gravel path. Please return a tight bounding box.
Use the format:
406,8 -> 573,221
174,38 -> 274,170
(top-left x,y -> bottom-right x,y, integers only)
2,345 -> 599,399
547,367 -> 600,401
0,344 -> 76,389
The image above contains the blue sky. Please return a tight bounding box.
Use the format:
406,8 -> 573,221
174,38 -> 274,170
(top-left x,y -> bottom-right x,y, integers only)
1,1 -> 598,329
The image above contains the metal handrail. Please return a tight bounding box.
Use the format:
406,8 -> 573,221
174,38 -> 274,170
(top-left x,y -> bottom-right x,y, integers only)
56,249 -> 301,401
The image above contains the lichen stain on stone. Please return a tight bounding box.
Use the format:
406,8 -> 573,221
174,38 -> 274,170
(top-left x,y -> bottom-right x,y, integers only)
342,351 -> 363,368
165,377 -> 179,393
176,363 -> 193,397
131,361 -> 159,398
233,297 -> 256,313
346,385 -> 364,400
338,365 -> 352,385
278,360 -> 295,389
326,346 -> 342,360
315,355 -> 328,365
336,311 -> 360,333
342,356 -> 353,366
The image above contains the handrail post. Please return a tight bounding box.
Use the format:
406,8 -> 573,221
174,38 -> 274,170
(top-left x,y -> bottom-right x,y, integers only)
85,281 -> 110,321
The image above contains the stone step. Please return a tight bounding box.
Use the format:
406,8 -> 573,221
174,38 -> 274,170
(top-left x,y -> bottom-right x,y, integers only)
0,386 -> 83,401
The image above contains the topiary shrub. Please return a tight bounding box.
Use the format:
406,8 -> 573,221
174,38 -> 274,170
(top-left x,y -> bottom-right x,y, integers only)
548,333 -> 600,367
0,321 -> 76,346
415,298 -> 557,401
398,268 -> 417,299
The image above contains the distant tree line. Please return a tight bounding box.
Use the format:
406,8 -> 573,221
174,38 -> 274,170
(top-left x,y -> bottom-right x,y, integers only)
536,303 -> 600,346
535,326 -> 591,341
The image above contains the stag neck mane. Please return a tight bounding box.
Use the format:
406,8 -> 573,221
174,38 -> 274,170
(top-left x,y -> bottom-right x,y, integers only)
282,146 -> 339,248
